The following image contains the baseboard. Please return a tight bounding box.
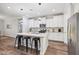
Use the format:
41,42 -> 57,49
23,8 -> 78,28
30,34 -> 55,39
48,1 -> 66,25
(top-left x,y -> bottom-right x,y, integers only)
48,40 -> 64,43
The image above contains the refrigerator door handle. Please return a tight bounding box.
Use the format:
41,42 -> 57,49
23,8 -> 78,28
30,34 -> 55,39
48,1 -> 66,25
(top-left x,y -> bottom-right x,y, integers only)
70,38 -> 72,44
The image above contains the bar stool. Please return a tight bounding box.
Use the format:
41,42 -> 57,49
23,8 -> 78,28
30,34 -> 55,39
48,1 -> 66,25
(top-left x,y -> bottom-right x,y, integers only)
15,35 -> 23,49
31,37 -> 40,55
23,36 -> 31,52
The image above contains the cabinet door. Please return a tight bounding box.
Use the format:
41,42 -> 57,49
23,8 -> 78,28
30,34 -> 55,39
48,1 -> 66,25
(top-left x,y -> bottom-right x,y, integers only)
29,20 -> 35,27
46,20 -> 50,27
53,16 -> 64,27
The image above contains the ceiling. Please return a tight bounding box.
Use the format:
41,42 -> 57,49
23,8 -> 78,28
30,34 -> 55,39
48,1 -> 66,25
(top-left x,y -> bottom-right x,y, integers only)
0,3 -> 65,19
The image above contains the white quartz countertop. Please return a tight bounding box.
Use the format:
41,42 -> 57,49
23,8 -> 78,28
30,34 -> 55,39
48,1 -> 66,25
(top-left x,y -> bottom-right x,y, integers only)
17,33 -> 46,38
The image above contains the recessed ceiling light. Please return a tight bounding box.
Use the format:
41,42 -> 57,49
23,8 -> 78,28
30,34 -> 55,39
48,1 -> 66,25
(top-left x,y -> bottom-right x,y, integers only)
8,7 -> 10,9
20,8 -> 23,11
18,8 -> 24,12
38,3 -> 42,5
29,9 -> 33,11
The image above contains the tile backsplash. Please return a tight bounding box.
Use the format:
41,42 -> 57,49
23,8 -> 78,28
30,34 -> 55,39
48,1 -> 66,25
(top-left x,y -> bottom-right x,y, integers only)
47,27 -> 64,32
52,27 -> 63,32
30,27 -> 64,33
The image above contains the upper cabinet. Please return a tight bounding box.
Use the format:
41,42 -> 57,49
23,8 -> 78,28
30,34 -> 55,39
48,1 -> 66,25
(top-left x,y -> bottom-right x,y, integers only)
29,20 -> 34,27
53,15 -> 64,27
46,15 -> 64,27
29,19 -> 39,27
29,15 -> 64,28
46,19 -> 53,27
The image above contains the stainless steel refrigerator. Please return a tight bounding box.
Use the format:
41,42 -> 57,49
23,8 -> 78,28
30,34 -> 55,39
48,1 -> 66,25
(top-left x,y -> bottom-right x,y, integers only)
68,13 -> 79,55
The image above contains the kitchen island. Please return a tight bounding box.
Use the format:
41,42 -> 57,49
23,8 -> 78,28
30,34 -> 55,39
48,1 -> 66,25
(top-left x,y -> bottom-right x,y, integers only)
16,32 -> 48,55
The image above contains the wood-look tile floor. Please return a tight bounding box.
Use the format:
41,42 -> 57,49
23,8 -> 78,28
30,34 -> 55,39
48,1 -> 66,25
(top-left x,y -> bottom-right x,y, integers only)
45,41 -> 68,55
0,37 -> 68,55
0,37 -> 37,55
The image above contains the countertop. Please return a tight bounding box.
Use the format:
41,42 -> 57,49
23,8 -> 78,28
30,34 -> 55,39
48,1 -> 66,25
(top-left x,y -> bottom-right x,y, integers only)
17,32 -> 46,38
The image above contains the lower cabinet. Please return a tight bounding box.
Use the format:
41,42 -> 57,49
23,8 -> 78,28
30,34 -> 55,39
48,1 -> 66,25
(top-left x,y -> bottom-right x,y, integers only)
48,32 -> 64,42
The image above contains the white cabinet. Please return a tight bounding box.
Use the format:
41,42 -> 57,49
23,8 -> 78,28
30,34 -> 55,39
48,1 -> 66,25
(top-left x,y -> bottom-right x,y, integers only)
46,19 -> 53,27
48,32 -> 64,42
29,20 -> 35,27
35,20 -> 39,27
40,19 -> 46,24
29,15 -> 64,28
46,15 -> 64,27
33,20 -> 39,27
52,15 -> 64,27
29,18 -> 46,28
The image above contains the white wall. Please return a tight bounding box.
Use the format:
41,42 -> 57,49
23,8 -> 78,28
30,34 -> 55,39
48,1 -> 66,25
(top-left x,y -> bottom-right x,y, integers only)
0,19 -> 4,36
4,17 -> 19,38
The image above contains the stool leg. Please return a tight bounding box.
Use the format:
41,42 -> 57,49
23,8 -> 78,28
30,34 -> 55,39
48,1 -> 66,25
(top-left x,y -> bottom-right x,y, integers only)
17,37 -> 21,49
26,39 -> 28,52
14,38 -> 17,48
15,36 -> 18,48
38,39 -> 40,53
21,39 -> 24,46
39,39 -> 40,48
31,39 -> 33,53
35,40 -> 39,55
